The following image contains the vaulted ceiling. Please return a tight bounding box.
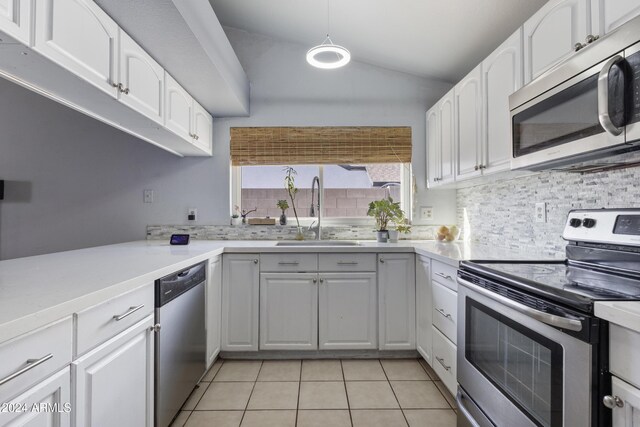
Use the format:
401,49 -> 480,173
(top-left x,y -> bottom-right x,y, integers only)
209,0 -> 547,82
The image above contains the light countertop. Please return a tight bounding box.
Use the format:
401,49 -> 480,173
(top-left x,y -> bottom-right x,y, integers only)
0,239 -> 559,345
595,301 -> 640,332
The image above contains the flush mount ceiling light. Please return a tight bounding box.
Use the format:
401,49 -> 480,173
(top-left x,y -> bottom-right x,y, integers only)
306,0 -> 350,69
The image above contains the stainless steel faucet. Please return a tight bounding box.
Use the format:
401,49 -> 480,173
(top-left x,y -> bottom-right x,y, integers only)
309,176 -> 321,240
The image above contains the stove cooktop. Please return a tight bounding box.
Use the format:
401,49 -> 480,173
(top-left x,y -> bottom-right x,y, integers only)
460,260 -> 640,313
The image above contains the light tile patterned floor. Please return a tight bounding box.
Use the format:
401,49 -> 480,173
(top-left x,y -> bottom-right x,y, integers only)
171,358 -> 457,427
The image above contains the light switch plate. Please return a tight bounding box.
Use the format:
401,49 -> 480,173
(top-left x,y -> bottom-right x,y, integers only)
535,202 -> 547,223
420,206 -> 434,221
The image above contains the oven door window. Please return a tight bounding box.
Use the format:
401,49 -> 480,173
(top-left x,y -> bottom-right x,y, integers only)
512,73 -> 604,157
466,299 -> 563,427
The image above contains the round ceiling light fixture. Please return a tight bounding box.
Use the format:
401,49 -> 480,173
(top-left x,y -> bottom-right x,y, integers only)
306,35 -> 351,69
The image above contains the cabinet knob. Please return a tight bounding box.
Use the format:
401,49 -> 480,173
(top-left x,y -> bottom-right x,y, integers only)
585,34 -> 599,44
474,165 -> 479,171
194,134 -> 200,140
574,42 -> 585,52
312,278 -> 317,283
122,87 -> 130,95
479,164 -> 486,170
603,395 -> 624,409
149,323 -> 161,333
319,278 -> 324,283
253,259 -> 259,264
379,258 -> 384,263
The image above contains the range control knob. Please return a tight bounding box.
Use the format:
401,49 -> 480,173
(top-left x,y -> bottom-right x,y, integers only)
583,218 -> 597,228
569,218 -> 582,228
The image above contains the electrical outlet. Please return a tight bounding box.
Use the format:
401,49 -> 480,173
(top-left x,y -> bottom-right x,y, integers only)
420,206 -> 434,221
535,202 -> 547,223
188,208 -> 198,221
143,189 -> 154,203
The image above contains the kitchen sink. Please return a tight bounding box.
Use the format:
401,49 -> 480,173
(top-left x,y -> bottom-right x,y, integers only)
275,241 -> 362,246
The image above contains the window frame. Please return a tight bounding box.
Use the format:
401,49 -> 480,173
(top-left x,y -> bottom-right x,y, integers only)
230,163 -> 413,225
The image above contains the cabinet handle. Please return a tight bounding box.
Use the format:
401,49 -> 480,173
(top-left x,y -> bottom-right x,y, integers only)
0,354 -> 53,386
434,272 -> 453,281
278,262 -> 300,265
121,86 -> 130,95
574,42 -> 586,52
479,165 -> 486,170
379,258 -> 384,263
319,278 -> 324,284
474,165 -> 479,171
585,34 -> 599,44
149,323 -> 161,333
254,259 -> 259,264
312,278 -> 317,283
603,395 -> 624,409
436,308 -> 453,319
113,304 -> 145,321
337,261 -> 358,265
194,134 -> 200,140
436,356 -> 451,371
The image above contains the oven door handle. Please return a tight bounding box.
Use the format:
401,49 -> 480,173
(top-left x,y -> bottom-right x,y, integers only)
456,390 -> 483,427
458,277 -> 583,332
597,54 -> 625,136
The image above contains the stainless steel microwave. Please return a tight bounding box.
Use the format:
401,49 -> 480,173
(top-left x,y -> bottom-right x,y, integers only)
509,15 -> 640,171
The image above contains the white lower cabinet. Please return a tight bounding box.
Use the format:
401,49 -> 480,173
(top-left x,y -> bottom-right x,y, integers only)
319,273 -> 377,350
611,376 -> 640,427
416,256 -> 433,364
206,255 -> 222,367
432,280 -> 458,345
432,326 -> 457,396
0,367 -> 71,427
222,254 -> 260,351
378,254 -> 416,350
72,315 -> 154,427
259,273 -> 318,350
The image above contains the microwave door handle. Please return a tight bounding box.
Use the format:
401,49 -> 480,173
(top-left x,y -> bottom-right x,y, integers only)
598,54 -> 624,136
458,277 -> 583,332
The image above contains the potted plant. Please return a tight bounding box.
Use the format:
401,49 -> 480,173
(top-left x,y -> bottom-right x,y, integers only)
389,215 -> 412,243
231,205 -> 242,226
283,166 -> 304,240
367,197 -> 403,242
276,199 -> 289,225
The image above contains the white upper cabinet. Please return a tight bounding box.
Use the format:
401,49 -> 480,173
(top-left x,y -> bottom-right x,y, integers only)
118,30 -> 164,124
439,89 -> 456,185
523,0 -> 590,83
0,0 -> 30,44
482,29 -> 523,175
592,0 -> 640,36
34,0 -> 119,97
165,71 -> 193,142
455,64 -> 483,181
426,107 -> 440,188
192,101 -> 213,153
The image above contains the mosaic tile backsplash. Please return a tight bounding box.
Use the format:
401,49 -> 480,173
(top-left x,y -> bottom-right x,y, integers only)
456,163 -> 640,257
147,224 -> 441,241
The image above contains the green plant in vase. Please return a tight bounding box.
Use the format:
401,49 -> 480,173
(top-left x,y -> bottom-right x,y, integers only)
367,197 -> 407,243
276,199 -> 289,225
283,166 -> 304,240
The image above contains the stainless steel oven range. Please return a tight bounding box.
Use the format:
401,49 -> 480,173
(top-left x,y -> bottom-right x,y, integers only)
457,209 -> 640,427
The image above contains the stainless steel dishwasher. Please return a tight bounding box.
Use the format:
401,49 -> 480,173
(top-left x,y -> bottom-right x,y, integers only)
155,262 -> 206,427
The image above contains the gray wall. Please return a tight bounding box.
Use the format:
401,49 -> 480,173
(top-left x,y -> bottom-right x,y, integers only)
0,28 -> 453,260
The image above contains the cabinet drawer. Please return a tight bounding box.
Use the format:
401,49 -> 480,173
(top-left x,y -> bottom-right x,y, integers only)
76,283 -> 154,356
432,281 -> 457,344
431,260 -> 458,291
0,317 -> 72,403
610,324 -> 640,389
432,326 -> 457,397
260,253 -> 318,272
319,253 -> 376,272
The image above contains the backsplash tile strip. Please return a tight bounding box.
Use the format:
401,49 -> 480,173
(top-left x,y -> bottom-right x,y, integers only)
457,161 -> 640,258
146,225 -> 440,241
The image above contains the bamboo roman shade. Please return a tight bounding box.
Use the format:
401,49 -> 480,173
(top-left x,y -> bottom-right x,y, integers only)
230,126 -> 412,166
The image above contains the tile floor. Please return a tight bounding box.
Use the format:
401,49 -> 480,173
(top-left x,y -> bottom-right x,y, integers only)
171,358 -> 457,427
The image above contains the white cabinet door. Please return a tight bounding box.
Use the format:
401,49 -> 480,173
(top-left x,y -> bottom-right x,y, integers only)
378,254 -> 416,350
0,0 -> 30,44
439,89 -> 456,184
118,30 -> 164,124
222,254 -> 260,351
611,376 -> 640,427
207,256 -> 222,368
592,0 -> 640,36
164,72 -> 193,142
523,0 -> 590,83
34,0 -> 119,97
416,256 -> 432,365
192,101 -> 213,154
319,272 -> 377,350
482,29 -> 523,175
455,64 -> 483,181
0,367 -> 71,427
426,107 -> 440,188
259,273 -> 318,350
72,315 -> 154,427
